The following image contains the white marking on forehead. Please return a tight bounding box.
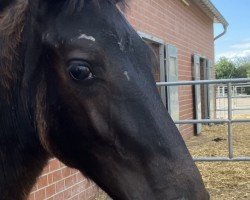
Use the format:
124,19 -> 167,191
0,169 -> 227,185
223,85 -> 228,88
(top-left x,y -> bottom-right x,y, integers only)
78,34 -> 96,42
124,71 -> 130,81
118,38 -> 125,51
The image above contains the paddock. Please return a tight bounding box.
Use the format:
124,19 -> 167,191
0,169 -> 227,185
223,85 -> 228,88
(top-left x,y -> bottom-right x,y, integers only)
186,122 -> 250,200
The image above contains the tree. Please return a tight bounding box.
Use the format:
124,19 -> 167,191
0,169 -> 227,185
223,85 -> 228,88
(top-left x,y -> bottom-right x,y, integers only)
234,56 -> 250,68
235,63 -> 250,78
215,56 -> 250,94
215,57 -> 237,79
236,63 -> 250,94
233,57 -> 250,94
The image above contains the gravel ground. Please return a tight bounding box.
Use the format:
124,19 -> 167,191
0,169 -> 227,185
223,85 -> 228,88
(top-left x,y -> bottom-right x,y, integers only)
186,121 -> 250,200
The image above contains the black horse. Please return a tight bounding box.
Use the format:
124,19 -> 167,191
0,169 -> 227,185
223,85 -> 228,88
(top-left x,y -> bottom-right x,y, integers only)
0,0 -> 209,199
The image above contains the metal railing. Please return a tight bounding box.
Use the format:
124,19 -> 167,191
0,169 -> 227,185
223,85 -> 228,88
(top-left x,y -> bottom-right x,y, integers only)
157,78 -> 250,162
216,83 -> 250,118
216,83 -> 250,98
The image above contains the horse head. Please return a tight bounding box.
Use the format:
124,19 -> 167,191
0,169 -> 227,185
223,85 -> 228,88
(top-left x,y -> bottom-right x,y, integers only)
1,0 -> 209,199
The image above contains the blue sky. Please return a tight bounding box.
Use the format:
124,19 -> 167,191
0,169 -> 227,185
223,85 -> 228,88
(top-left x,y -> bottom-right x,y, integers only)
211,0 -> 250,61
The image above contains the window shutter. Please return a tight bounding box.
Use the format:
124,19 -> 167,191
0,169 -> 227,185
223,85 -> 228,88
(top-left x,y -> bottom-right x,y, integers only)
165,44 -> 179,122
193,54 -> 202,134
159,45 -> 167,106
206,59 -> 214,119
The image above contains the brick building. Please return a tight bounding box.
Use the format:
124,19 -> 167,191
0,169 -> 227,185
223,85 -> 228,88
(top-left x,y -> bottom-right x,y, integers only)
28,0 -> 228,199
125,0 -> 228,138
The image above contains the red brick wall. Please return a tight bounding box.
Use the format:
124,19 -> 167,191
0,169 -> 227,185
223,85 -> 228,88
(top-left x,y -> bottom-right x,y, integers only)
29,0 -> 214,199
28,159 -> 102,200
124,0 -> 214,139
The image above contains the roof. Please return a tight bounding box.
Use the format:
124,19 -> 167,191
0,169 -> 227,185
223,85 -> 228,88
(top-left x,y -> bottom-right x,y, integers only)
192,0 -> 229,27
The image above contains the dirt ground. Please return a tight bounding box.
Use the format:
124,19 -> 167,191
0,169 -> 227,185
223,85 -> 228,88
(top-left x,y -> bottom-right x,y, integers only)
95,116 -> 250,200
186,123 -> 250,200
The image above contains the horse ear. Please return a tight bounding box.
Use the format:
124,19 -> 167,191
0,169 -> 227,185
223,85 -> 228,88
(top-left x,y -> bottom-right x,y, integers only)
0,0 -> 16,12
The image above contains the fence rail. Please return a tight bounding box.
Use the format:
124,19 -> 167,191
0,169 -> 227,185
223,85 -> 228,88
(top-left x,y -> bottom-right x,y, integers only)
156,78 -> 250,86
156,78 -> 250,162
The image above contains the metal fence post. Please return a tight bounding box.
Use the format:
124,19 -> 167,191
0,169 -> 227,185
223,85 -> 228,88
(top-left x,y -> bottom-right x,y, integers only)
227,82 -> 233,159
156,78 -> 250,162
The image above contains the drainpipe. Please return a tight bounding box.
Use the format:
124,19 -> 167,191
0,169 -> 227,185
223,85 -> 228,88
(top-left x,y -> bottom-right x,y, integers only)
214,24 -> 228,41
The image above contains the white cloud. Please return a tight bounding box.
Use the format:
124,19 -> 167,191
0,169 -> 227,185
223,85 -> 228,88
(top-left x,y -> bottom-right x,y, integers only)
216,41 -> 250,61
244,38 -> 250,42
216,50 -> 250,61
230,43 -> 250,49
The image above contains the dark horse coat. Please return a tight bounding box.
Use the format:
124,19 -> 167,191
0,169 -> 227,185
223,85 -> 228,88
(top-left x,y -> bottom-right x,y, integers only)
0,0 -> 209,199
0,0 -> 16,11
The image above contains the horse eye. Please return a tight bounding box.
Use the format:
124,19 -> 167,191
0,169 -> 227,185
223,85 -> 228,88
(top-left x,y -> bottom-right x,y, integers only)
68,61 -> 93,81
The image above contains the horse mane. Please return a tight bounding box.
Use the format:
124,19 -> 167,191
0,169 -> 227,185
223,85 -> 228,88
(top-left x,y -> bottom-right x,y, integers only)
0,0 -> 28,98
